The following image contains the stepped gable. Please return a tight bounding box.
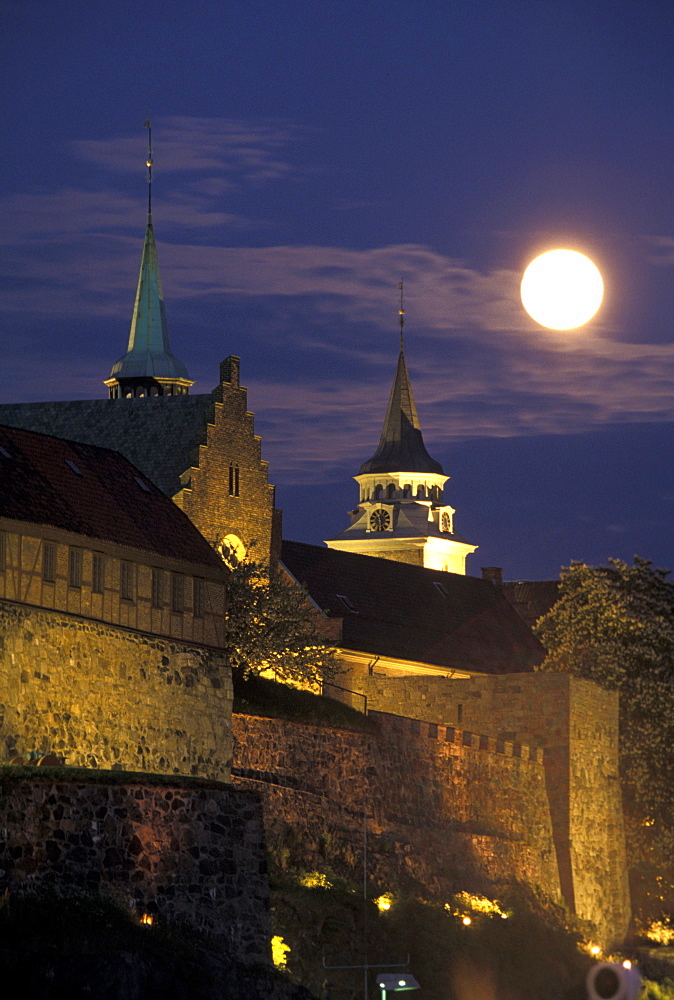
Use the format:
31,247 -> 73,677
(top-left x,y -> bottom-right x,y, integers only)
0,423 -> 223,570
0,395 -> 213,499
281,540 -> 544,674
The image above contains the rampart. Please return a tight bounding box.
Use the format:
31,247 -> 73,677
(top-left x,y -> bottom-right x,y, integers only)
0,770 -> 270,964
231,711 -> 561,908
348,672 -> 631,942
0,600 -> 232,780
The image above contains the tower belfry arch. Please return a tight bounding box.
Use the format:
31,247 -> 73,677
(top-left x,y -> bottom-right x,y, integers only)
326,285 -> 477,574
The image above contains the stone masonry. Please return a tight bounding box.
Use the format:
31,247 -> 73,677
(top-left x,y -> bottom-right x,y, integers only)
0,770 -> 271,964
350,671 -> 631,943
232,711 -> 562,918
174,357 -> 282,565
0,601 -> 232,780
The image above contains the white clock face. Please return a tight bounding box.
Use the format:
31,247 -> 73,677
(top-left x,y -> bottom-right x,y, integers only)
370,509 -> 391,532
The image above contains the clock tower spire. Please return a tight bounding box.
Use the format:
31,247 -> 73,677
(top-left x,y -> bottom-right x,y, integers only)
326,289 -> 477,574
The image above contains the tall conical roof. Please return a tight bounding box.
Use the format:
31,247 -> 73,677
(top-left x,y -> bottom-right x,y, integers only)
359,349 -> 444,475
108,215 -> 191,383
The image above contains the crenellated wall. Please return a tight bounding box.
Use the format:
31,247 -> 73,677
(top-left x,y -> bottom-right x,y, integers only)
232,711 -> 561,907
231,693 -> 630,948
0,770 -> 271,964
348,671 -> 631,943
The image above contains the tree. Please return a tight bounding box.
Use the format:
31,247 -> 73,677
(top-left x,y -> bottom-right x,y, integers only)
223,560 -> 338,687
535,557 -> 674,919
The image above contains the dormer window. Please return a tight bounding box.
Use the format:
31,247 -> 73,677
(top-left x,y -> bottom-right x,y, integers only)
335,593 -> 357,613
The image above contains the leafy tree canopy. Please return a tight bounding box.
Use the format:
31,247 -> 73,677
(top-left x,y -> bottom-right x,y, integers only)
535,557 -> 674,885
224,560 -> 338,687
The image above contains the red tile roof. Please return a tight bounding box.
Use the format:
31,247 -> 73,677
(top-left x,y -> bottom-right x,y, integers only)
0,424 -> 225,572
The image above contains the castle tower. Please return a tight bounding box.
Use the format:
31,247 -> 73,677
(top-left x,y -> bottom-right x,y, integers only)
104,122 -> 193,400
326,287 -> 477,574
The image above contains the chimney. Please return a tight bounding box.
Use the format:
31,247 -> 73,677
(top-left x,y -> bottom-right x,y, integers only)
481,566 -> 503,586
220,355 -> 240,388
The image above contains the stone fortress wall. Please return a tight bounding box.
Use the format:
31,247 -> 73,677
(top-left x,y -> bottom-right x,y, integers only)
0,600 -> 631,951
0,600 -> 232,780
0,771 -> 271,964
337,671 -> 630,943
231,680 -> 630,948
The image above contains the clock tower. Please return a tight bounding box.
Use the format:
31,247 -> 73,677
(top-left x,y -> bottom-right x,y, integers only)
326,293 -> 477,574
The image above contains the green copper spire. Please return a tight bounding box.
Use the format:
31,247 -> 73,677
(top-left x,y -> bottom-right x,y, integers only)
105,122 -> 193,399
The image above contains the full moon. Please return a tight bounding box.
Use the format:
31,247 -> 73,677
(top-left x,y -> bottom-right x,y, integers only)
520,249 -> 604,330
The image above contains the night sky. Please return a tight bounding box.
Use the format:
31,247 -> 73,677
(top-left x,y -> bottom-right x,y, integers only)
3,0 -> 674,581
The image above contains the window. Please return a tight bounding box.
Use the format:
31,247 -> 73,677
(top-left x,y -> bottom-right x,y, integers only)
193,578 -> 204,618
228,463 -> 240,497
120,561 -> 134,601
92,553 -> 104,594
42,542 -> 56,583
151,569 -> 163,608
68,547 -> 82,588
171,574 -> 184,613
335,593 -> 357,613
386,483 -> 395,499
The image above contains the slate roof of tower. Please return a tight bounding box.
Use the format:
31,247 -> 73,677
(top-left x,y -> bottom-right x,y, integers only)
108,216 -> 191,383
0,395 -> 214,498
0,424 -> 225,571
359,350 -> 444,475
281,540 -> 544,674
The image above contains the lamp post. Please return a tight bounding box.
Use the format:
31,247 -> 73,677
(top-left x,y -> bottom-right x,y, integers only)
376,972 -> 420,1000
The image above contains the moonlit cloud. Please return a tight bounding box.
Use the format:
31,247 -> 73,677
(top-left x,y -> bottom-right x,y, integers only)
3,115 -> 674,490
75,117 -> 302,186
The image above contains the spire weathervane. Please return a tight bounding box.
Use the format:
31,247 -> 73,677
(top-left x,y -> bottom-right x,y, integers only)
398,279 -> 405,351
144,119 -> 153,218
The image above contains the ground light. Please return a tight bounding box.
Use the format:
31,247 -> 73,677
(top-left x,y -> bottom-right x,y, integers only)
376,972 -> 420,999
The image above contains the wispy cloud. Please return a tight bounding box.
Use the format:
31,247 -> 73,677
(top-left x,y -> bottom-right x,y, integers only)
3,115 -> 674,488
75,117 -> 303,186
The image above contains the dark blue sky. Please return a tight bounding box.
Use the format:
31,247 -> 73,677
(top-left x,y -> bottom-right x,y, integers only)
2,0 -> 674,579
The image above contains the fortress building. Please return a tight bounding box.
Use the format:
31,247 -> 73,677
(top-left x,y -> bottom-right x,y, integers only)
0,135 -> 280,566
0,132 -> 632,952
326,302 -> 477,574
0,423 -> 231,777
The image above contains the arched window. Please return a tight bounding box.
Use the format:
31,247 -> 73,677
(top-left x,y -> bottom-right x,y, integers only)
373,484 -> 383,500
416,485 -> 426,498
403,484 -> 411,498
386,483 -> 395,499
